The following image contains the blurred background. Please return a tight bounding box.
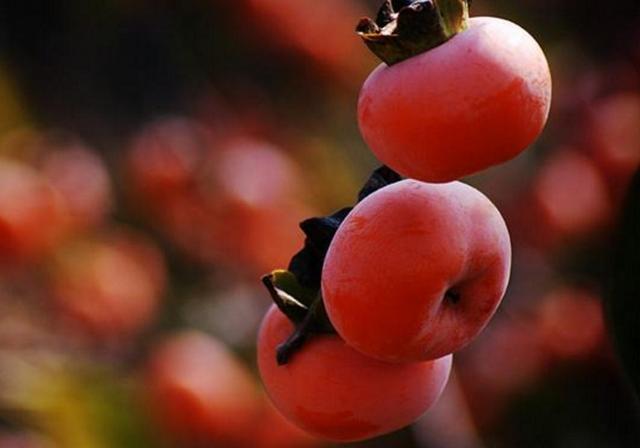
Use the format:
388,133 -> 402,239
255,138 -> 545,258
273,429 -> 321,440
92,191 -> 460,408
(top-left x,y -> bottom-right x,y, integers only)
0,0 -> 638,447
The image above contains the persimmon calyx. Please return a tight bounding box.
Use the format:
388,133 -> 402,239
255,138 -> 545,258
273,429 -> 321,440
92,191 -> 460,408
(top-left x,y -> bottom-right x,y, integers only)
262,270 -> 317,324
357,0 -> 470,66
275,297 -> 333,365
288,166 -> 402,292
261,166 -> 403,365
262,270 -> 335,365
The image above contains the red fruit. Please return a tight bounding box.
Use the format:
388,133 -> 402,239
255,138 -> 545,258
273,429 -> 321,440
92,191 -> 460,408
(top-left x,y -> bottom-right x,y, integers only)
238,203 -> 311,274
50,231 -> 166,341
358,17 -> 551,182
126,118 -> 210,204
131,132 -> 310,275
254,399 -> 319,448
145,331 -> 260,446
245,0 -> 369,80
158,192 -> 225,265
531,148 -> 611,244
215,138 -> 302,208
322,179 -> 511,362
588,92 -> 640,196
413,373 -> 482,448
536,288 -> 605,361
257,305 -> 452,443
467,319 -> 548,394
0,159 -> 66,263
207,138 -> 309,273
41,145 -> 112,231
458,317 -> 548,428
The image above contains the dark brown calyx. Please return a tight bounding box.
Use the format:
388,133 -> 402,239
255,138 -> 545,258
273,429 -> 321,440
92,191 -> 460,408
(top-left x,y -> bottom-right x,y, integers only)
261,166 -> 403,365
357,0 -> 471,66
262,271 -> 334,365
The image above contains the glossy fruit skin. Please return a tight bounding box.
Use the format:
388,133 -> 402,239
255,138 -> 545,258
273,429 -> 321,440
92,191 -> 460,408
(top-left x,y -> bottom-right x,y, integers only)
257,305 -> 452,443
254,399 -> 319,448
322,180 -> 511,362
358,17 -> 552,182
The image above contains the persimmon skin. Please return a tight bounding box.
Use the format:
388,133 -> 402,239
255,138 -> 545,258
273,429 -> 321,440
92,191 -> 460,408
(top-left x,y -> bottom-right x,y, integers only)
322,180 -> 511,362
257,305 -> 452,443
358,17 -> 552,182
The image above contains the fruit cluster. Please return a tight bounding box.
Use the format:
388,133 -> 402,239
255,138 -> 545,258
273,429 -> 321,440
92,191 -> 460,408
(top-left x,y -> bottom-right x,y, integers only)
125,118 -> 312,275
0,124 -> 322,448
0,130 -> 168,345
257,0 -> 551,442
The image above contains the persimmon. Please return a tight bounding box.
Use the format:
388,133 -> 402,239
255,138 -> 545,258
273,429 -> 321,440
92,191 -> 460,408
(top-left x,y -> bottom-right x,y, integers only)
322,179 -> 511,362
258,305 -> 452,442
145,331 -> 260,447
531,148 -> 612,245
357,2 -> 551,182
49,231 -> 166,341
41,144 -> 112,231
0,159 -> 66,263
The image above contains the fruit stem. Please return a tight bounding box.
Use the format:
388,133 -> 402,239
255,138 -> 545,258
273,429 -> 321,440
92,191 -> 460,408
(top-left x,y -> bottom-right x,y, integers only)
357,0 -> 470,65
264,167 -> 403,366
276,298 -> 325,365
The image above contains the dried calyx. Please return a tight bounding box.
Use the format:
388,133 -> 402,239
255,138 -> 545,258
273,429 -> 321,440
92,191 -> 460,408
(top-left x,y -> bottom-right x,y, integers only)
357,0 -> 471,66
262,166 -> 402,365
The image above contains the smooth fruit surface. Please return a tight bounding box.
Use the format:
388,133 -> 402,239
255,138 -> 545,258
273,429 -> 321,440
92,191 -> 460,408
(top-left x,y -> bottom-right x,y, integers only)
254,399 -> 319,448
322,179 -> 511,362
257,305 -> 452,442
358,17 -> 551,182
